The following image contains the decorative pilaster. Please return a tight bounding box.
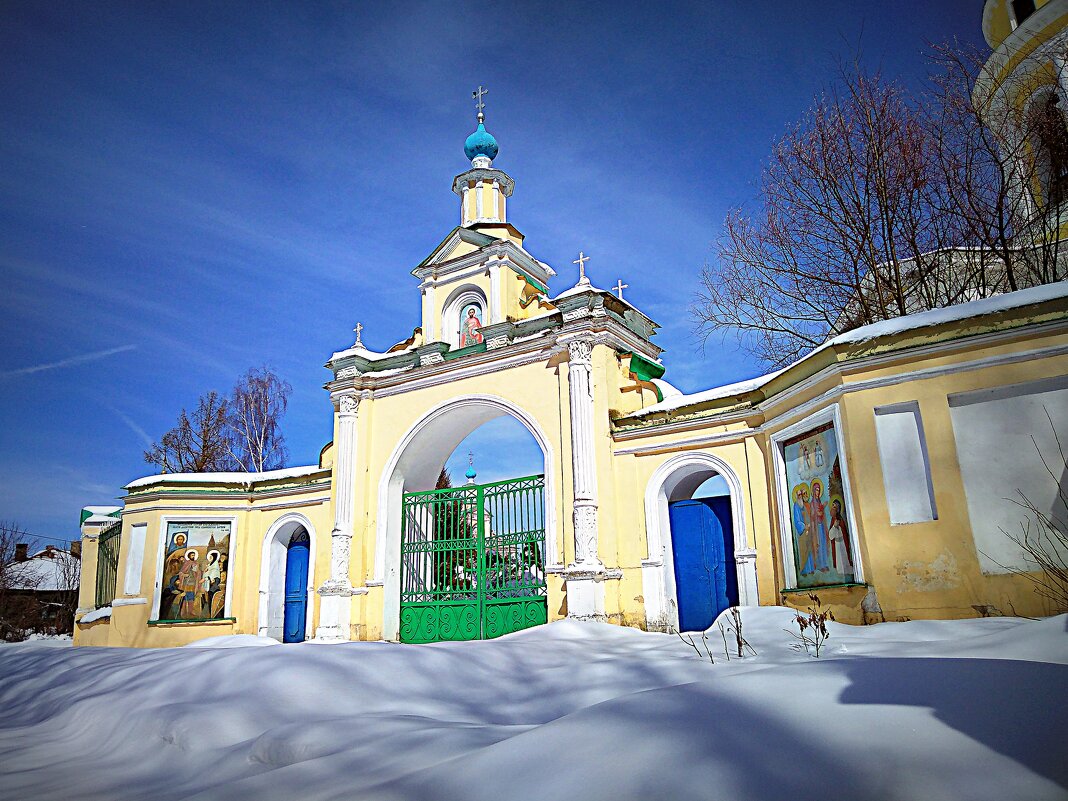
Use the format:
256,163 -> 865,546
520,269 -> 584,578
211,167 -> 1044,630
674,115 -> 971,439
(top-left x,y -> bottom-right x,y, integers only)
489,257 -> 502,323
316,392 -> 359,640
563,337 -> 607,620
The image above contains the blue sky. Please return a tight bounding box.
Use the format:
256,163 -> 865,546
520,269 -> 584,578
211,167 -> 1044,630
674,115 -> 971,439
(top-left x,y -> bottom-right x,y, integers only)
0,1 -> 985,544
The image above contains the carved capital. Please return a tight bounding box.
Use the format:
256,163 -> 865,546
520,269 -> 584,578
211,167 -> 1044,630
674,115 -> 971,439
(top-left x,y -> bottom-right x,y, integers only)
338,394 -> 360,415
567,338 -> 594,367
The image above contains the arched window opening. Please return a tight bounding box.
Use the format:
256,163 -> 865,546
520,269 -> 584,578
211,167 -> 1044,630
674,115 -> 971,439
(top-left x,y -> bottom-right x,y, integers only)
442,287 -> 487,349
1029,92 -> 1068,209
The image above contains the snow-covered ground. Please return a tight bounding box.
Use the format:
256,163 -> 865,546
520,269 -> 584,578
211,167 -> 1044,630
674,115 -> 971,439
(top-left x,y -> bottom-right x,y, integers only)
0,608 -> 1065,801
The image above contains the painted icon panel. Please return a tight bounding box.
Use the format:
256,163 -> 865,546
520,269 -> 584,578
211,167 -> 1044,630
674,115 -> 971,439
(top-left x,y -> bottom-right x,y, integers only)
157,521 -> 232,621
782,421 -> 856,588
459,303 -> 484,347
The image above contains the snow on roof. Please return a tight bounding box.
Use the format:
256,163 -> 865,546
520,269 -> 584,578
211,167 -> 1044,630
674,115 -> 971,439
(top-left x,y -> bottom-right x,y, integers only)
82,514 -> 120,525
6,549 -> 79,592
631,283 -> 1068,418
631,370 -> 783,417
125,464 -> 326,490
824,280 -> 1068,346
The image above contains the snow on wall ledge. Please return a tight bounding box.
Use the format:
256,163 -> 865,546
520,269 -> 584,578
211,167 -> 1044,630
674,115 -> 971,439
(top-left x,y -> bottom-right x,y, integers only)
124,465 -> 326,490
633,282 -> 1068,418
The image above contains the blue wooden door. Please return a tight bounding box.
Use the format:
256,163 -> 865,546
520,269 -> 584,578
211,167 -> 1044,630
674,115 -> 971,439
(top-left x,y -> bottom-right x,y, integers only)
668,498 -> 738,631
283,533 -> 310,643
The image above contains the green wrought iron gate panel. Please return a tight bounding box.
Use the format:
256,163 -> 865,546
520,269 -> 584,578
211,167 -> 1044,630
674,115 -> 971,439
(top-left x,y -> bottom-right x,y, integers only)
400,474 -> 547,643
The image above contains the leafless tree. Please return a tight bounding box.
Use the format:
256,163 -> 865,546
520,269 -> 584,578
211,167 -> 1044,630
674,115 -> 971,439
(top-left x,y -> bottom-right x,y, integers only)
144,390 -> 237,473
929,42 -> 1066,293
696,53 -> 1066,369
0,521 -> 40,641
696,67 -> 966,367
226,366 -> 292,472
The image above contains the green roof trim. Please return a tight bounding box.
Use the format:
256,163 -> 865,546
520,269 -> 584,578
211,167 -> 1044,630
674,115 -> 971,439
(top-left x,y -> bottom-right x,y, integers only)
627,352 -> 666,383
80,507 -> 122,524
442,342 -> 488,361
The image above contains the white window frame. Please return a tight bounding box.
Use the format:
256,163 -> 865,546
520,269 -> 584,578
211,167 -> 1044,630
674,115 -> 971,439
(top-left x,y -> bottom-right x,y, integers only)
150,515 -> 239,622
770,403 -> 865,590
122,523 -> 148,596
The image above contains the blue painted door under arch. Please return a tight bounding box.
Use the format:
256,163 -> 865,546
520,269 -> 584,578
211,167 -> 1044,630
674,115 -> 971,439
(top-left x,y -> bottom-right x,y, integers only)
283,537 -> 310,643
668,497 -> 738,631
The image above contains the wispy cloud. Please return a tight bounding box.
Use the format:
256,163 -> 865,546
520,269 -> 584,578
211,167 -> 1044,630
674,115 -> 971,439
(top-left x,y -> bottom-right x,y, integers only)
100,402 -> 154,447
0,345 -> 136,377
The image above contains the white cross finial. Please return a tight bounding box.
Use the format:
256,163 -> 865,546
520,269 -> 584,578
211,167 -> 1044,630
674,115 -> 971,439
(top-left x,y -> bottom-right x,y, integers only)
353,322 -> 363,346
573,251 -> 590,285
613,279 -> 629,300
473,85 -> 488,122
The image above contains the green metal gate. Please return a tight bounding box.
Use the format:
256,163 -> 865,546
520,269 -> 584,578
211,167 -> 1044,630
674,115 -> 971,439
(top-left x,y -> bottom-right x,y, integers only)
400,474 -> 547,643
95,520 -> 122,608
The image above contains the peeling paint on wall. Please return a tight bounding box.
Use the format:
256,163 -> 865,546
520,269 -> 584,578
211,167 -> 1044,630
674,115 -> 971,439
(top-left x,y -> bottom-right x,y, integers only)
896,551 -> 962,593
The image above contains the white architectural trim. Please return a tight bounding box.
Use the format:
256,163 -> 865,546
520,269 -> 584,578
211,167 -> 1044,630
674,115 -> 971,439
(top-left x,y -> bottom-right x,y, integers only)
258,512 -> 318,642
641,452 -> 757,631
769,403 -> 864,590
373,394 -> 559,641
149,515 -> 239,622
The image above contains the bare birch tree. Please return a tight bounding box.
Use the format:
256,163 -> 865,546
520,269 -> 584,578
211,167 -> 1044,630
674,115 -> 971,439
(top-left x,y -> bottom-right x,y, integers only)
226,366 -> 292,472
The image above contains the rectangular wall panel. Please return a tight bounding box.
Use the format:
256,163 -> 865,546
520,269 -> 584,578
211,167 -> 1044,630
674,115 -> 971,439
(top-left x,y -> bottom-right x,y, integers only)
123,523 -> 147,596
874,402 -> 937,525
948,375 -> 1068,574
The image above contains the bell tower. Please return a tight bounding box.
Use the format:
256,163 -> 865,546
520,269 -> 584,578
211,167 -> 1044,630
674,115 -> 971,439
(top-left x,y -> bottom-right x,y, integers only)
452,86 -> 516,235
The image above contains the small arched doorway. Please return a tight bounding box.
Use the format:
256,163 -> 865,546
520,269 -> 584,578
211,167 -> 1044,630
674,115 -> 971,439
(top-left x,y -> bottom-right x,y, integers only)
259,515 -> 317,642
283,530 -> 311,643
668,495 -> 737,631
643,453 -> 756,632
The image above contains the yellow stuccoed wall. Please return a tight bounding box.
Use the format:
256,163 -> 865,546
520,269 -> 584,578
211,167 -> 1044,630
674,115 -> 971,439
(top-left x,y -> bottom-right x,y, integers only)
74,480 -> 333,647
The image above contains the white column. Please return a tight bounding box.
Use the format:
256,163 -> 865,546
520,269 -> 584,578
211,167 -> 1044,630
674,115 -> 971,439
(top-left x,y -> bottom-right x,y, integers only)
425,283 -> 437,342
1054,55 -> 1068,99
489,258 -> 502,323
315,393 -> 359,640
564,338 -> 606,620
491,180 -> 501,221
461,185 -> 470,226
475,179 -> 484,220
500,190 -> 506,223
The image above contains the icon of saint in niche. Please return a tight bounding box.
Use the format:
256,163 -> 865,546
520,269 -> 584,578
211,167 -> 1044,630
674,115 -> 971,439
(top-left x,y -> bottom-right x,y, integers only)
460,305 -> 484,347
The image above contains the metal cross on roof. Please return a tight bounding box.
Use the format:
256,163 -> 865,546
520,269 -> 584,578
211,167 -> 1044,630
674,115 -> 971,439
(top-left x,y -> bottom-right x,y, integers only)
573,251 -> 590,284
613,279 -> 629,300
473,85 -> 488,121
353,322 -> 363,345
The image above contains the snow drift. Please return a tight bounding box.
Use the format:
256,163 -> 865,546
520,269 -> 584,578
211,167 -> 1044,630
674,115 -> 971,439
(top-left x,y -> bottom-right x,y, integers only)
0,608 -> 1065,801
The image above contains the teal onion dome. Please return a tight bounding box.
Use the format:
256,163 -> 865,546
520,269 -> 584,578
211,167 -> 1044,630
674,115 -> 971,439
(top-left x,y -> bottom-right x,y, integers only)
465,464 -> 478,480
464,122 -> 499,162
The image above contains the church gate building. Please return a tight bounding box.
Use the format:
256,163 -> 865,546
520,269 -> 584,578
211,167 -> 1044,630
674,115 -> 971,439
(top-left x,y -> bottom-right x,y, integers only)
74,3 -> 1068,646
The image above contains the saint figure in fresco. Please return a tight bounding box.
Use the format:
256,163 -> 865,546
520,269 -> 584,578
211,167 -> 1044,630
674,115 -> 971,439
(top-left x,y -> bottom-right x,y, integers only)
792,485 -> 815,577
202,550 -> 223,612
177,549 -> 202,618
460,306 -> 484,347
809,480 -> 831,573
801,444 -> 811,470
828,499 -> 854,575
814,441 -> 824,468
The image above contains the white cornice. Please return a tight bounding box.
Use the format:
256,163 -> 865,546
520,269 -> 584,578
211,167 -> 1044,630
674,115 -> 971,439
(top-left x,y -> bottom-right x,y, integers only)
612,333 -> 1068,454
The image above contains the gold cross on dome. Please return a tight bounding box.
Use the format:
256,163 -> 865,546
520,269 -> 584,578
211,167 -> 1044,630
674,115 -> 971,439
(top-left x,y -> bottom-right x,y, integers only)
353,322 -> 363,345
613,279 -> 629,300
573,251 -> 590,283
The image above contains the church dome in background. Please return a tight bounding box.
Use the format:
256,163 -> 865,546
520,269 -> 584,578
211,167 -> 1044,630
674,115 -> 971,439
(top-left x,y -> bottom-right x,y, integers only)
464,122 -> 499,163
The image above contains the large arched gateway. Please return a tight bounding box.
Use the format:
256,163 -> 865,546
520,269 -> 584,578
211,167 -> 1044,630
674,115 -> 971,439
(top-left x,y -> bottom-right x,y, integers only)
375,396 -> 557,642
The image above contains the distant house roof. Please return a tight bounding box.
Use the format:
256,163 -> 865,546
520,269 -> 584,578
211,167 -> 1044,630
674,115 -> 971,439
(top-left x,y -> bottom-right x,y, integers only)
6,548 -> 79,592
